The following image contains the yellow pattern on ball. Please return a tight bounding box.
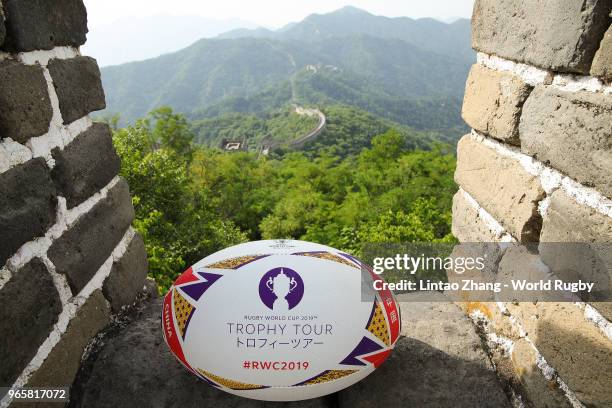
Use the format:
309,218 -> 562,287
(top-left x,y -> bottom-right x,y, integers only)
367,302 -> 390,346
173,289 -> 194,338
198,369 -> 264,390
301,370 -> 359,385
296,252 -> 358,269
205,255 -> 263,269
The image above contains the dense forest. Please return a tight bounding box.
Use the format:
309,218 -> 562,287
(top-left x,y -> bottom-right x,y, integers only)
191,106 -> 319,147
111,108 -> 457,291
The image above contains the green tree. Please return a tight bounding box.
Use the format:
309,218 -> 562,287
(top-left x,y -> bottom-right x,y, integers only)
113,109 -> 246,292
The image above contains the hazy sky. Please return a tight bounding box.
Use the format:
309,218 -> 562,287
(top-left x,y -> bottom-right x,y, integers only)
84,0 -> 475,28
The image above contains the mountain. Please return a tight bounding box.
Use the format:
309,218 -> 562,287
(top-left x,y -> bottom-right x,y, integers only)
83,15 -> 258,67
218,6 -> 472,60
98,7 -> 473,139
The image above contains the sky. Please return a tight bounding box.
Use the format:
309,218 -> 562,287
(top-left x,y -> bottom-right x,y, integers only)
84,0 -> 475,29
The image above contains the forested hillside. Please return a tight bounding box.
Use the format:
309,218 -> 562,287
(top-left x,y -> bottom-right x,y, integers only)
112,108 -> 456,291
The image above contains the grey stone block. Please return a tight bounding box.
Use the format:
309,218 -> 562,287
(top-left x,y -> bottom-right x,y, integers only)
27,290 -> 110,388
48,179 -> 135,294
0,61 -> 52,143
510,338 -> 573,408
103,233 -> 149,313
520,86 -> 612,198
69,298 -> 333,408
591,25 -> 612,82
48,57 -> 106,125
455,135 -> 545,242
506,301 -> 612,407
0,259 -> 62,386
462,64 -> 532,145
539,190 -> 612,318
1,0 -> 87,52
472,0 -> 612,74
452,190 -> 505,242
51,123 -> 120,208
0,158 -> 57,266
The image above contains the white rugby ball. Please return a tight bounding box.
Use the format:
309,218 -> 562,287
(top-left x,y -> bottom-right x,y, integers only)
161,239 -> 401,401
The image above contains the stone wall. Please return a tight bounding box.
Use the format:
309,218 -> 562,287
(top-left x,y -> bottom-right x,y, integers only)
453,1 -> 612,407
0,1 -> 148,404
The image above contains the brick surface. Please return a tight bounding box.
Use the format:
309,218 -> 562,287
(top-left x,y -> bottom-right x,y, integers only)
48,57 -> 106,125
103,233 -> 148,313
455,300 -> 572,408
48,179 -> 135,294
506,301 -> 612,407
1,0 -> 87,52
539,189 -> 612,242
0,158 -> 57,266
0,259 -> 62,386
591,24 -> 612,82
496,245 -> 560,303
520,86 -> 612,198
455,135 -> 545,241
460,301 -> 520,341
446,243 -> 504,304
0,61 -> 52,143
27,290 -> 110,388
510,339 -> 572,408
0,4 -> 5,47
462,64 -> 532,145
452,190 -> 505,242
51,123 -> 120,208
538,190 -> 612,316
472,0 -> 611,74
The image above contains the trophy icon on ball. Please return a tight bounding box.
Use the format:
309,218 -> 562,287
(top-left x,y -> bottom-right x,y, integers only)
265,269 -> 298,311
259,267 -> 304,311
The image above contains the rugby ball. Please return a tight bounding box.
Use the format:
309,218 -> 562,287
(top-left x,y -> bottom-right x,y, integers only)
161,240 -> 401,401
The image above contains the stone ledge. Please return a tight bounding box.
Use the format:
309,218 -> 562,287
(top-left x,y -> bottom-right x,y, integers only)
472,0 -> 611,74
68,294 -> 511,407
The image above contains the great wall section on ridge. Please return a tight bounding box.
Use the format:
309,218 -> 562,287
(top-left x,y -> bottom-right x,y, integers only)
284,105 -> 326,149
223,105 -> 326,155
0,1 -> 610,407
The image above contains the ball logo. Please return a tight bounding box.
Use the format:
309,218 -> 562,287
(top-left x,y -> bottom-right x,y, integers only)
259,267 -> 304,311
